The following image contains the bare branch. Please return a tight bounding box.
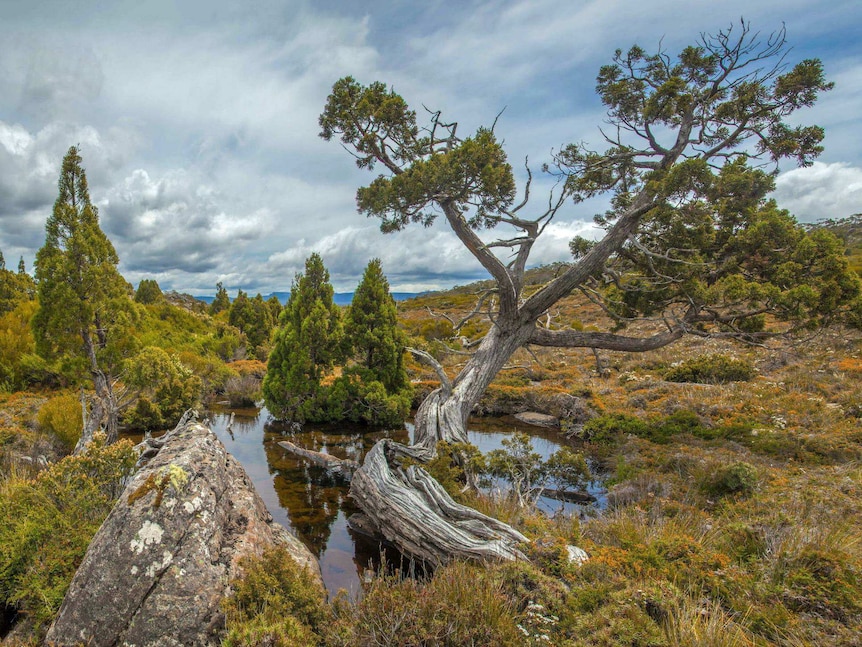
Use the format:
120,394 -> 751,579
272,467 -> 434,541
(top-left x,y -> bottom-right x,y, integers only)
529,325 -> 685,352
407,347 -> 452,396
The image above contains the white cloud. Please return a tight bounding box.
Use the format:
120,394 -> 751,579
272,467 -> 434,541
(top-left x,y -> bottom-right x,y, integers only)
1,0 -> 860,293
774,162 -> 862,222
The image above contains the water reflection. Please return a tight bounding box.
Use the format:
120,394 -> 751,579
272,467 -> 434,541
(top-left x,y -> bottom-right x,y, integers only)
205,406 -> 602,598
207,406 -> 409,598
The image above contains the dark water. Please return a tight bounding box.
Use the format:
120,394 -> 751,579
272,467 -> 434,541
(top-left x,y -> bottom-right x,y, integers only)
204,407 -> 604,598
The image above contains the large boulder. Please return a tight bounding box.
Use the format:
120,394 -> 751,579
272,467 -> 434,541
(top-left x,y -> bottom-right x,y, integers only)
45,421 -> 321,647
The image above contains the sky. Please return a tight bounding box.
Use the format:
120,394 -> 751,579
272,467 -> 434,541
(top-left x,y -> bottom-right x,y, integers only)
0,0 -> 860,295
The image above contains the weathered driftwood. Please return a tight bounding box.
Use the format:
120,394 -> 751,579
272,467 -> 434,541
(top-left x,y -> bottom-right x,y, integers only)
345,512 -> 384,540
541,487 -> 597,505
277,440 -> 359,480
349,440 -> 528,564
277,433 -> 530,563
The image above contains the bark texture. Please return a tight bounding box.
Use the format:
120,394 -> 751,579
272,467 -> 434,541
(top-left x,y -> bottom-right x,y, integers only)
46,421 -> 321,647
349,440 -> 528,564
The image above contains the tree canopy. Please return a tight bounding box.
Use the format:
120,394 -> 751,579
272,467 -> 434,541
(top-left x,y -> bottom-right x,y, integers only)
263,255 -> 411,425
210,281 -> 231,316
134,278 -> 163,305
229,290 -> 276,359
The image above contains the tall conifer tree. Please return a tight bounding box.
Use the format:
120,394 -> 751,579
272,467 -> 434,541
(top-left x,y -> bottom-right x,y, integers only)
263,253 -> 342,421
345,258 -> 407,391
33,146 -> 132,443
210,281 -> 231,315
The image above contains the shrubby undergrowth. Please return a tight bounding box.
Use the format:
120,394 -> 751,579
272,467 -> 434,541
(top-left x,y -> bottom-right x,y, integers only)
0,435 -> 136,637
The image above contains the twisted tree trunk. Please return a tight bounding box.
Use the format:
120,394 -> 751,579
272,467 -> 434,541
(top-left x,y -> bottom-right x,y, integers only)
413,321 -> 533,448
80,329 -> 118,446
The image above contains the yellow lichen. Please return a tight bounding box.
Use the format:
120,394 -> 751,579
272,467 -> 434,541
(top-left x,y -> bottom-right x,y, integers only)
127,464 -> 189,509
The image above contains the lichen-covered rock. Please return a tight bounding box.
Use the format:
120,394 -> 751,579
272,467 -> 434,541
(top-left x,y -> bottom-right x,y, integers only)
45,421 -> 321,647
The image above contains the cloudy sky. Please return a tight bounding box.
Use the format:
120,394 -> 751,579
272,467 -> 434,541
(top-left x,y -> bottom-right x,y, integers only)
1,1 -> 860,295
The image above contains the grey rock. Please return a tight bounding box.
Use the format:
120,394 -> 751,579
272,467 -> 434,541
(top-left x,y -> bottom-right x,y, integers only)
45,421 -> 321,647
514,411 -> 560,428
567,545 -> 589,566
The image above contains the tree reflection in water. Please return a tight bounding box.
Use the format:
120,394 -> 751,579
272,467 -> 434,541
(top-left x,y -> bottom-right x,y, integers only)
208,405 -> 410,598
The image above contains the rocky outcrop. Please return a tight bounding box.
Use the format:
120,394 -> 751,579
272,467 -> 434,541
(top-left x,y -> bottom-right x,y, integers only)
45,421 -> 321,647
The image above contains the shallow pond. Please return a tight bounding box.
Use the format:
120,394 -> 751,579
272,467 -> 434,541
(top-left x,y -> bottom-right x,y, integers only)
205,406 -> 604,598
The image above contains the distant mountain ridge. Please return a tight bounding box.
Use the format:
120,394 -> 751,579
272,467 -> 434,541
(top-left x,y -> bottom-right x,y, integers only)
194,291 -> 421,306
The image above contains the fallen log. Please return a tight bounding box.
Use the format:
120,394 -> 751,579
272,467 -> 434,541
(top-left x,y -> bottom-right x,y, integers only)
541,487 -> 597,505
349,440 -> 528,565
277,440 -> 359,480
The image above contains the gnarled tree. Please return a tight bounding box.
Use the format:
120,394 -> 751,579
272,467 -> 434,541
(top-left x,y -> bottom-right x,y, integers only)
321,22 -> 856,450
318,22 -> 859,563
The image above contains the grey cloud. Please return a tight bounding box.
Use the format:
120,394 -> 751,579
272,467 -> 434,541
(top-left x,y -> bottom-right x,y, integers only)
774,162 -> 862,222
262,216 -> 600,293
19,44 -> 104,122
0,119 -> 125,255
100,168 -> 278,274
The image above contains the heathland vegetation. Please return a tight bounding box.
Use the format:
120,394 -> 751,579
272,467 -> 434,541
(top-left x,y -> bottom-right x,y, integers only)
1,19 -> 862,647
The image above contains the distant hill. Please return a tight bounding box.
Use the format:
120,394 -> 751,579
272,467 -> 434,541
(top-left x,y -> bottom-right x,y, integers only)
194,291 -> 421,306
808,214 -> 862,274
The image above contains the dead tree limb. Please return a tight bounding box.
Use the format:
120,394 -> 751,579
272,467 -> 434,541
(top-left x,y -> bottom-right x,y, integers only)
277,440 -> 359,481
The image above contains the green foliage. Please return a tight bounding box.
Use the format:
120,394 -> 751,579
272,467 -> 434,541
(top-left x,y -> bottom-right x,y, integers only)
263,253 -> 342,422
0,436 -> 136,636
413,440 -> 486,503
134,278 -> 163,305
134,301 -> 243,363
222,546 -> 327,647
266,294 -> 283,322
229,291 -> 275,356
582,410 -> 753,446
325,368 -> 412,426
210,281 -> 231,315
0,266 -> 35,316
320,77 -> 515,232
344,259 -> 408,392
664,354 -> 755,384
264,256 -> 413,426
598,161 -> 861,335
699,461 -> 758,497
36,393 -> 81,450
486,433 -> 591,507
323,561 -> 524,646
0,301 -> 45,392
32,147 -> 134,370
123,347 -> 202,430
403,316 -> 454,342
580,412 -> 651,444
